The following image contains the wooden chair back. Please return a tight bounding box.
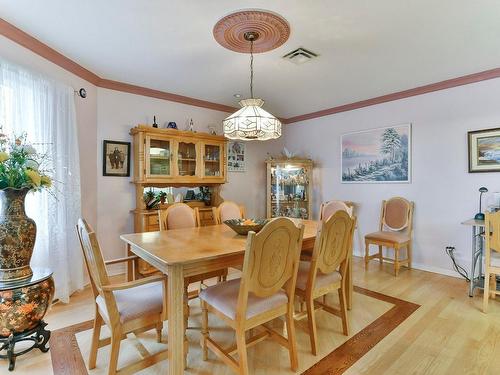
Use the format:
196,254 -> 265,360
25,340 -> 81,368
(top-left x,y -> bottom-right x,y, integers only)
237,218 -> 304,315
320,200 -> 353,221
76,219 -> 119,323
310,210 -> 356,278
159,203 -> 198,230
213,201 -> 245,224
381,197 -> 414,233
486,211 -> 500,254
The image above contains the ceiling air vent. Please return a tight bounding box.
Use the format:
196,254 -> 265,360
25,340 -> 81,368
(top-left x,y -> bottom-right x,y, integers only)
282,47 -> 318,65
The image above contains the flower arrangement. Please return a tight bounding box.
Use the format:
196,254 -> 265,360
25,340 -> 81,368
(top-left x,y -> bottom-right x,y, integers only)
0,133 -> 52,191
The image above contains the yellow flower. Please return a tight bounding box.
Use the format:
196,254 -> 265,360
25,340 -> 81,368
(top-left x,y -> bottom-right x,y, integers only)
25,169 -> 41,186
40,175 -> 52,187
0,152 -> 8,162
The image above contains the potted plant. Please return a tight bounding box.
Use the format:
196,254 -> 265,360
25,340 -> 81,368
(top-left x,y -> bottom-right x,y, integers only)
0,133 -> 52,282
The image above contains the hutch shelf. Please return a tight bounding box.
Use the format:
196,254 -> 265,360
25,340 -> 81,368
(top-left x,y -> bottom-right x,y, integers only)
266,158 -> 313,219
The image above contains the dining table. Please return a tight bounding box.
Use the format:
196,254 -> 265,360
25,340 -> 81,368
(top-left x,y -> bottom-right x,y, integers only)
120,219 -> 353,375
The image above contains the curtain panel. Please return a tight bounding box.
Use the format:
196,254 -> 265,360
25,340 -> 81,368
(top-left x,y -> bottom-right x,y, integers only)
0,59 -> 84,303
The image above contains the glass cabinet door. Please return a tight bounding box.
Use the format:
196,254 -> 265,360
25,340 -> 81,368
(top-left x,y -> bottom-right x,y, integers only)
203,144 -> 222,177
177,141 -> 197,177
270,164 -> 310,219
147,138 -> 171,177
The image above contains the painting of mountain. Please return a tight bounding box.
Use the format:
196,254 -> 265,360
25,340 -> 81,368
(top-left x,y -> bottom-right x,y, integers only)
341,124 -> 411,183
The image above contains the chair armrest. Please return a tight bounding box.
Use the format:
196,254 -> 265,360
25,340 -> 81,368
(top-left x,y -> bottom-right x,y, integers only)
104,255 -> 139,266
102,274 -> 166,292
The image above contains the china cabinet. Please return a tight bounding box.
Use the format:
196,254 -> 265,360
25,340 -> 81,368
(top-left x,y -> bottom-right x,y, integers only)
130,125 -> 228,276
266,158 -> 313,219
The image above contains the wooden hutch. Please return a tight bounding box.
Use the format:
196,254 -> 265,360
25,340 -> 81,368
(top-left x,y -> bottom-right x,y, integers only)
131,125 -> 227,275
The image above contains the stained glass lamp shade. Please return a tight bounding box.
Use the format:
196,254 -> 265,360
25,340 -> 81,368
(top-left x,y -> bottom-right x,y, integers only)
223,98 -> 282,141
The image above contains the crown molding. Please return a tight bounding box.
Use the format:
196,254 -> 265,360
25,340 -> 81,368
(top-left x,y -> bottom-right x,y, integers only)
2,17 -> 500,123
0,17 -> 235,113
283,67 -> 500,124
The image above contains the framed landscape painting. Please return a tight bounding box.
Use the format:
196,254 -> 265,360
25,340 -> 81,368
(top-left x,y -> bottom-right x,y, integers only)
468,127 -> 500,173
341,124 -> 411,183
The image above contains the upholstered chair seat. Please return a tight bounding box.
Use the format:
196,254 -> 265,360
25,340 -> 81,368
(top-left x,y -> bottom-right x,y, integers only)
364,230 -> 410,244
295,261 -> 342,292
491,251 -> 500,267
199,279 -> 288,320
96,281 -> 164,324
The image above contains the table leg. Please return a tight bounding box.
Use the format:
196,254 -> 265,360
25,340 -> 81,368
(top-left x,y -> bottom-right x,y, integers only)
126,244 -> 133,282
167,264 -> 186,375
469,226 -> 477,297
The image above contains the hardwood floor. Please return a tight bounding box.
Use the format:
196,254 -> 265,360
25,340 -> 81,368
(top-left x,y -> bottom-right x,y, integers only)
4,257 -> 500,374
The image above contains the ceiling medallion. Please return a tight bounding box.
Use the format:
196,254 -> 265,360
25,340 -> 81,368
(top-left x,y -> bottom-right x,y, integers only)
213,10 -> 290,53
216,10 -> 287,141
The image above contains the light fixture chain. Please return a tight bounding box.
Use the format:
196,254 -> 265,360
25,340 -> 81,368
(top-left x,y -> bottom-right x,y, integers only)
250,39 -> 254,98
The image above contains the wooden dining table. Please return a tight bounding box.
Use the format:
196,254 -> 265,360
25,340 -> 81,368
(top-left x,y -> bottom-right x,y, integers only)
120,219 -> 353,375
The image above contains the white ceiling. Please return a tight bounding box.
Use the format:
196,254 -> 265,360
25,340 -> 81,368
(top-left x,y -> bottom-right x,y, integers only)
1,0 -> 500,118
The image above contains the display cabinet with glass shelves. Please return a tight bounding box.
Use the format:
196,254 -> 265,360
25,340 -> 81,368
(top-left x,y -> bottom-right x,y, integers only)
266,158 -> 313,219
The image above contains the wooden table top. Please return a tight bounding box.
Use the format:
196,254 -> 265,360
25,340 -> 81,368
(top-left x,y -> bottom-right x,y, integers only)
120,219 -> 319,266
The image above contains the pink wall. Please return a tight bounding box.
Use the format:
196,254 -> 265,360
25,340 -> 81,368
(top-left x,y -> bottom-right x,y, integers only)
284,78 -> 500,276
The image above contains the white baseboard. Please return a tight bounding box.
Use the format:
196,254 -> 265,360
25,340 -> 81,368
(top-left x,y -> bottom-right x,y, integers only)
352,251 -> 466,280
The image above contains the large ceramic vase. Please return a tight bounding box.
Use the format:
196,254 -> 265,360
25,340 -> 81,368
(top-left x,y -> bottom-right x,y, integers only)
0,188 -> 36,282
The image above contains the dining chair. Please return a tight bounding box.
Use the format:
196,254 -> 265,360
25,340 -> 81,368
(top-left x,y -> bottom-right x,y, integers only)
483,211 -> 500,312
294,210 -> 355,355
364,197 -> 414,276
200,218 -> 305,375
319,200 -> 354,221
76,218 -> 168,375
212,201 -> 246,224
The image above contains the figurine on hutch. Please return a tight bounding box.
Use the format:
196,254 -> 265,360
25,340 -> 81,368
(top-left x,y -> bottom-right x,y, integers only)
266,148 -> 313,220
0,133 -> 54,371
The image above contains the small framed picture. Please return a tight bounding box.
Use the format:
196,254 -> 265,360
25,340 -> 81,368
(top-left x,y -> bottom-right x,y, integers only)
103,140 -> 131,177
468,128 -> 500,173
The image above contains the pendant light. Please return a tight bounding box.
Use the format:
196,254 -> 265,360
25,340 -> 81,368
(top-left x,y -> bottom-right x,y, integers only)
223,32 -> 282,141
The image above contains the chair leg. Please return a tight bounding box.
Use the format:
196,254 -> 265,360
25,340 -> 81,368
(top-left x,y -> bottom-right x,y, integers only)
364,242 -> 370,269
338,288 -> 349,336
491,275 -> 497,299
156,321 -> 163,343
378,245 -> 383,265
236,327 -> 249,375
407,242 -> 412,269
306,298 -> 318,356
201,301 -> 209,361
183,282 -> 189,369
89,311 -> 103,369
483,270 -> 491,313
394,248 -> 400,276
285,311 -> 298,371
108,329 -> 122,375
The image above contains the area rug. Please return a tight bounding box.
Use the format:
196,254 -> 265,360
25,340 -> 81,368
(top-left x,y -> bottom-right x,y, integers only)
50,286 -> 419,374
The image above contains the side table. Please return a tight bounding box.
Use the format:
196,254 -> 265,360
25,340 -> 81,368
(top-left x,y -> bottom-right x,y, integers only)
0,268 -> 54,371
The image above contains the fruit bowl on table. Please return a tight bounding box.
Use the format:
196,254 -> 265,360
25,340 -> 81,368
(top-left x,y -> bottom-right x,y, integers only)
223,218 -> 270,235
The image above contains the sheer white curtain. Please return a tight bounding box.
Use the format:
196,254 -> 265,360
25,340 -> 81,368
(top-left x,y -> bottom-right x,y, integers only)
0,59 -> 84,303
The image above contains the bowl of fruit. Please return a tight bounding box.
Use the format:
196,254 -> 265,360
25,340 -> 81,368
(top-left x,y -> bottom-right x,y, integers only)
223,218 -> 270,235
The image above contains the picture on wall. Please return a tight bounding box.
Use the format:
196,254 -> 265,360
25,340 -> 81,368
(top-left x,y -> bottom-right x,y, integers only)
468,128 -> 500,173
341,124 -> 411,183
228,141 -> 246,172
103,140 -> 131,177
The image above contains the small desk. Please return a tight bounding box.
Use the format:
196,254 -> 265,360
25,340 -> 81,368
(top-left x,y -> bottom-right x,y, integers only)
462,218 -> 485,297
